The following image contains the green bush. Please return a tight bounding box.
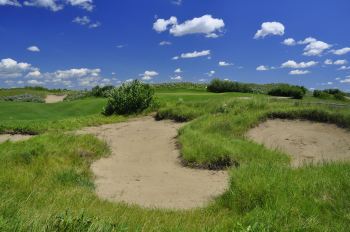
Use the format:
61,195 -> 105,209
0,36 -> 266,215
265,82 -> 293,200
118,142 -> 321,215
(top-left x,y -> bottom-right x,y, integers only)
91,85 -> 114,98
313,89 -> 347,101
103,80 -> 154,115
1,94 -> 44,103
267,84 -> 305,99
207,79 -> 253,93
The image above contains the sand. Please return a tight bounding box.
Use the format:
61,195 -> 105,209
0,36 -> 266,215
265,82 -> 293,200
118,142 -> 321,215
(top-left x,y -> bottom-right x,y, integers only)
78,117 -> 228,209
247,119 -> 350,167
0,134 -> 33,144
45,95 -> 66,103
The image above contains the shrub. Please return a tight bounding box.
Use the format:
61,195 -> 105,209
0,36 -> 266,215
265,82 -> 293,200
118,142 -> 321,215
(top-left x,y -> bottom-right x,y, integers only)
64,91 -> 89,101
1,94 -> 44,103
207,79 -> 253,93
267,84 -> 305,99
91,85 -> 114,98
103,80 -> 154,115
313,89 -> 347,101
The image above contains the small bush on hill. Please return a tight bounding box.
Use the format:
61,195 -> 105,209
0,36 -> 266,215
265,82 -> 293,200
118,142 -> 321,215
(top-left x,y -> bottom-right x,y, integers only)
91,85 -> 114,97
207,79 -> 253,93
268,84 -> 305,99
103,80 -> 154,115
63,91 -> 89,101
313,89 -> 347,101
1,94 -> 44,103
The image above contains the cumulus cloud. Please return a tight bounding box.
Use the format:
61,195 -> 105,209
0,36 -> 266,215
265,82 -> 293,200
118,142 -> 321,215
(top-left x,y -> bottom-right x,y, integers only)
340,78 -> 350,83
206,70 -> 215,77
73,16 -> 100,28
332,47 -> 350,55
219,61 -> 233,66
171,0 -> 182,6
171,75 -> 182,80
282,38 -> 296,46
281,60 -> 318,69
27,79 -> 44,85
289,70 -> 310,75
26,70 -> 41,78
0,0 -> 21,6
338,66 -> 350,70
297,37 -> 331,56
153,15 -> 225,38
50,68 -> 101,79
334,60 -> 347,65
23,0 -> 93,11
159,41 -> 172,46
178,50 -> 211,59
0,58 -> 34,78
256,65 -> 269,71
174,68 -> 182,73
139,70 -> 159,80
324,59 -> 333,65
27,45 -> 40,52
254,22 -> 285,39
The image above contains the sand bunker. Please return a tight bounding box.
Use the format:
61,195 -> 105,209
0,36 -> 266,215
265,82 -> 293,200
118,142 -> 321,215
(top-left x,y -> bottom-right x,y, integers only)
78,117 -> 228,209
0,134 -> 33,144
247,119 -> 350,167
45,95 -> 66,103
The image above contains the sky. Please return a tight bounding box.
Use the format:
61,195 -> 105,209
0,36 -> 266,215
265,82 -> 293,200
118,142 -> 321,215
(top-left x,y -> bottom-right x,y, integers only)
0,0 -> 350,90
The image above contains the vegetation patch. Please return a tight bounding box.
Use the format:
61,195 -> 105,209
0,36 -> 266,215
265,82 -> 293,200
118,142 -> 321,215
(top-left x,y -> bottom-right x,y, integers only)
268,84 -> 307,99
1,94 -> 45,103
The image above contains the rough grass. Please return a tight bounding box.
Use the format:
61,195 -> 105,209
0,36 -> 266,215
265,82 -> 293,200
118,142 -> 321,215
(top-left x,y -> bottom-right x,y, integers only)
0,87 -> 350,231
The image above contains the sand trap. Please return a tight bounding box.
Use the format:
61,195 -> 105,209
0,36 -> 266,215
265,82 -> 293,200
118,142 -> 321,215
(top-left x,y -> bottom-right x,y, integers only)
78,117 -> 228,209
247,119 -> 350,167
0,134 -> 33,144
45,95 -> 66,103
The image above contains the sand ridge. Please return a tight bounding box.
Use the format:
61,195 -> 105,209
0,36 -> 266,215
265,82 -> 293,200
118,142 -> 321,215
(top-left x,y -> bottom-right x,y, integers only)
45,95 -> 67,104
247,119 -> 350,167
78,117 -> 228,209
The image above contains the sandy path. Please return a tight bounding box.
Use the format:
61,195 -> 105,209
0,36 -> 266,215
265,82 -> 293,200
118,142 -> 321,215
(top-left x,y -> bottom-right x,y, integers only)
0,134 -> 33,144
79,117 -> 228,209
45,95 -> 66,103
247,119 -> 350,167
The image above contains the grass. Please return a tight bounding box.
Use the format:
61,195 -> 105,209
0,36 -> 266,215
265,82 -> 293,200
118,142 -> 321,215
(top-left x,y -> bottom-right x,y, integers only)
0,87 -> 350,231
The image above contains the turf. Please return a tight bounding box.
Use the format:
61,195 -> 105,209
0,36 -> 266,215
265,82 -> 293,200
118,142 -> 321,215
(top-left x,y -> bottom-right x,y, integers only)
0,87 -> 350,231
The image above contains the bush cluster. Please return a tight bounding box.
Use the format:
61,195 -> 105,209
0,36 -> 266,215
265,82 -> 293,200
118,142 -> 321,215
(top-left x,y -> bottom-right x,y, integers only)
63,91 -> 89,101
1,94 -> 44,103
207,79 -> 253,93
267,84 -> 306,99
313,89 -> 346,101
91,85 -> 114,98
103,80 -> 155,115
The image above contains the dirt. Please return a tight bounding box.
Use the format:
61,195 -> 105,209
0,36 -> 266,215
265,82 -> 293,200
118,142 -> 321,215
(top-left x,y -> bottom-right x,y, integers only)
45,95 -> 66,103
247,119 -> 350,167
78,117 -> 228,209
0,134 -> 33,144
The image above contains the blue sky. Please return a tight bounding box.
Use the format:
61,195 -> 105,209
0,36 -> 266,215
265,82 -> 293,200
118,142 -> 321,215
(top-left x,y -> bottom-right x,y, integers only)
0,0 -> 350,90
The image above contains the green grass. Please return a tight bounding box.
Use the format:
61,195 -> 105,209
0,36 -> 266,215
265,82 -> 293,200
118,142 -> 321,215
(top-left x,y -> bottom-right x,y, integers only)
0,87 -> 350,231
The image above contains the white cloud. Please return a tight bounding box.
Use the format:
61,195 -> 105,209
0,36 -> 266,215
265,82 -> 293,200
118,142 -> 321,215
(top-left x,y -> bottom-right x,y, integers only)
338,66 -> 350,70
171,75 -> 182,80
219,61 -> 233,66
73,16 -> 90,25
159,41 -> 172,46
340,78 -> 350,83
281,60 -> 318,69
324,59 -> 333,65
0,58 -> 33,78
89,22 -> 101,28
174,68 -> 182,73
154,15 -> 225,38
51,68 -> 101,79
67,0 -> 93,11
254,22 -> 285,39
27,45 -> 40,52
153,16 -> 177,32
206,70 -> 215,77
171,0 -> 182,6
289,70 -> 310,75
298,38 -> 331,56
0,0 -> 21,6
332,47 -> 350,55
26,70 -> 41,78
27,79 -> 44,85
116,44 -> 126,49
334,60 -> 347,65
23,0 -> 93,11
256,65 -> 269,71
179,50 -> 210,59
139,70 -> 159,80
282,38 -> 296,46
172,56 -> 179,60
